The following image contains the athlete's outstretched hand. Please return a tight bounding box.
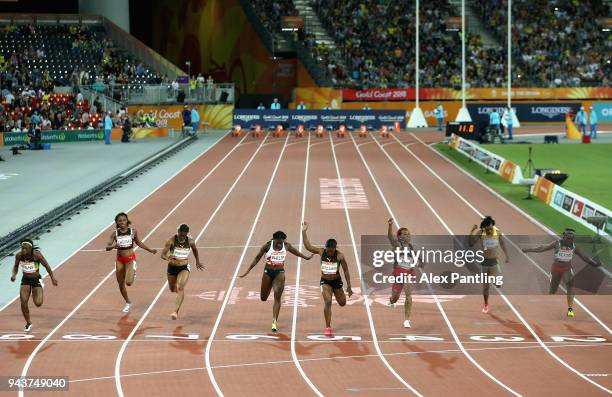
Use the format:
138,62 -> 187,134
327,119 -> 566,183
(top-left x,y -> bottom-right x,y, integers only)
302,222 -> 309,231
306,254 -> 314,260
196,261 -> 205,270
471,224 -> 479,232
51,277 -> 58,286
10,275 -> 16,282
150,248 -> 158,255
388,218 -> 393,225
239,270 -> 250,278
105,243 -> 117,251
346,287 -> 353,298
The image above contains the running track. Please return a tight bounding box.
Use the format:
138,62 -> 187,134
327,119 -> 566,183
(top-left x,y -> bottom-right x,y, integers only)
1,131 -> 610,396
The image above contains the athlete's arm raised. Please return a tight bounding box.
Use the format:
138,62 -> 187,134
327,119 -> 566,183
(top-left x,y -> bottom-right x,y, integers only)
302,222 -> 323,255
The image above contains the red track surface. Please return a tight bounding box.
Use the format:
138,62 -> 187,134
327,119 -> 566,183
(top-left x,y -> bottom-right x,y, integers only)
1,131 -> 610,396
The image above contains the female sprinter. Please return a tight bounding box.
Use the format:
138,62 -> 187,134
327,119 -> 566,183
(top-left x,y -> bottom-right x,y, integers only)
239,230 -> 313,332
10,239 -> 58,331
106,212 -> 157,312
160,224 -> 203,320
468,216 -> 509,314
387,218 -> 418,328
522,228 -> 601,317
302,222 -> 353,337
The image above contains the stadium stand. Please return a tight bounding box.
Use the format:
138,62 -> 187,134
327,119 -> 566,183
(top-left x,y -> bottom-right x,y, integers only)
476,0 -> 611,87
0,23 -> 164,131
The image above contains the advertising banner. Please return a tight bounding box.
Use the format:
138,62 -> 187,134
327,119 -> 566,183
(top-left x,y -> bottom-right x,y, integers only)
339,87 -> 612,101
127,104 -> 234,129
533,177 -> 555,204
449,134 -> 524,184
2,130 -> 107,145
467,103 -> 582,123
232,110 -> 406,129
546,180 -> 612,236
592,102 -> 612,123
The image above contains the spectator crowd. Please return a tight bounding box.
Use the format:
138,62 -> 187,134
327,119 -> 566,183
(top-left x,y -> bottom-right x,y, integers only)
249,0 -> 610,88
1,23 -> 166,133
477,0 -> 611,87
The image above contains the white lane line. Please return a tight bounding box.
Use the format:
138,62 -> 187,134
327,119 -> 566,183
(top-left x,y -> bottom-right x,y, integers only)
291,133 -> 324,396
0,133 -> 229,314
407,131 -> 612,335
114,133 -> 272,396
18,133 -> 240,397
329,133 -> 423,397
395,132 -> 611,394
68,342 -> 608,384
369,132 -> 522,396
80,242 -> 357,252
204,133 -> 291,397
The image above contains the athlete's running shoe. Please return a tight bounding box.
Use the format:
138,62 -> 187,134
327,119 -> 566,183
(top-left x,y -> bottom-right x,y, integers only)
324,327 -> 333,337
482,304 -> 489,314
387,302 -> 396,308
24,322 -> 32,332
171,312 -> 178,320
403,320 -> 412,328
272,319 -> 278,332
567,308 -> 575,318
122,303 -> 132,313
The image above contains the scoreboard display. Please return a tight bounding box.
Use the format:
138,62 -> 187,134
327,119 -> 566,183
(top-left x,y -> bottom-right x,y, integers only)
445,122 -> 478,139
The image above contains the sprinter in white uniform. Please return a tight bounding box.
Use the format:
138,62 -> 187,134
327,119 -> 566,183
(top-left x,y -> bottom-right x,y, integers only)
522,228 -> 601,317
240,230 -> 313,332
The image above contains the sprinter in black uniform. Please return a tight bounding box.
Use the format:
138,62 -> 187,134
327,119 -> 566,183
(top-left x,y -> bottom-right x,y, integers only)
11,239 -> 58,332
302,222 -> 353,337
106,212 -> 157,313
161,224 -> 203,320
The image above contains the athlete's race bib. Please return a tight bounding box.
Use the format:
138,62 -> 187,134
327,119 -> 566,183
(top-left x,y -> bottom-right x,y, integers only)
482,237 -> 499,250
268,252 -> 286,267
321,260 -> 338,275
173,247 -> 190,260
21,261 -> 38,274
397,256 -> 416,269
116,234 -> 133,248
555,248 -> 574,262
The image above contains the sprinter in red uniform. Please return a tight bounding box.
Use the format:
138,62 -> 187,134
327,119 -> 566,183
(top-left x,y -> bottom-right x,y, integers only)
387,218 -> 418,328
106,212 -> 157,312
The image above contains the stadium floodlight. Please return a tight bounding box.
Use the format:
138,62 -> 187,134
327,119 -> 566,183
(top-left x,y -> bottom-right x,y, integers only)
455,0 -> 472,123
408,0 -> 427,128
502,0 -> 520,128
